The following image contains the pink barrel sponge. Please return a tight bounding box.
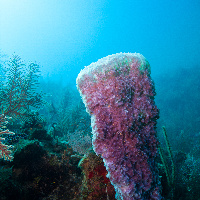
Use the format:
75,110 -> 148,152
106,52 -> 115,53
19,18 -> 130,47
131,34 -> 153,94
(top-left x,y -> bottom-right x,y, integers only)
76,53 -> 162,200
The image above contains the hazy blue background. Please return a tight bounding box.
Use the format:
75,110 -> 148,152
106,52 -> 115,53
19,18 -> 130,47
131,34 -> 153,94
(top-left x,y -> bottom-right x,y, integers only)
1,0 -> 200,84
0,2 -> 200,199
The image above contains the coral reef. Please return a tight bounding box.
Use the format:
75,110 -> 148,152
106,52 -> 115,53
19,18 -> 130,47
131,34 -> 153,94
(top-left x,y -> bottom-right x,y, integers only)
76,53 -> 161,200
0,114 -> 14,161
78,150 -> 116,200
0,126 -> 82,200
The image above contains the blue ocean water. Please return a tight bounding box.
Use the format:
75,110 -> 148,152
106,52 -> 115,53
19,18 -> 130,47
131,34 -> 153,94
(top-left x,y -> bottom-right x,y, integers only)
0,1 -> 200,199
1,0 -> 200,80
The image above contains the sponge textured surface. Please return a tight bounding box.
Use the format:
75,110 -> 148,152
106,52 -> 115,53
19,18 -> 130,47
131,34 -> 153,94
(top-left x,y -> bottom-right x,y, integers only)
76,53 -> 161,200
